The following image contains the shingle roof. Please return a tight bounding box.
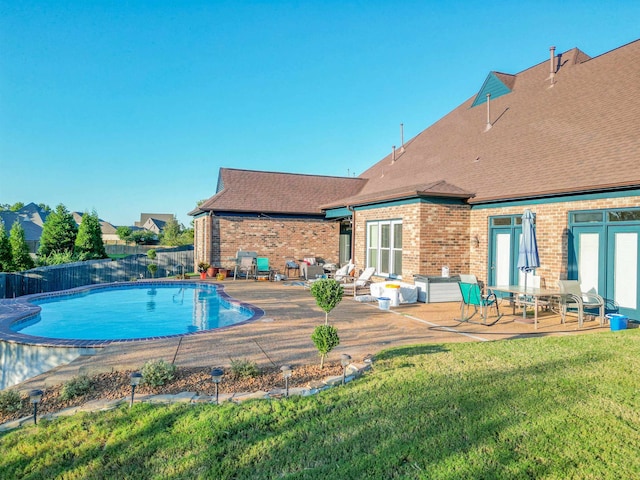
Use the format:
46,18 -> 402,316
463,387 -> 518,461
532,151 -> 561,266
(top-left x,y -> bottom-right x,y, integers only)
344,40 -> 640,207
192,168 -> 366,216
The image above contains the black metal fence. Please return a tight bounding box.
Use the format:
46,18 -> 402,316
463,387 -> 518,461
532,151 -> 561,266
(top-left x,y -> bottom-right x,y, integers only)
0,246 -> 194,299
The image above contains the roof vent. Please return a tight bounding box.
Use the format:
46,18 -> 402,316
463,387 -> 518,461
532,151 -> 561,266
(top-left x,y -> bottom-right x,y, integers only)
391,146 -> 396,164
485,93 -> 492,131
548,46 -> 556,87
400,123 -> 405,152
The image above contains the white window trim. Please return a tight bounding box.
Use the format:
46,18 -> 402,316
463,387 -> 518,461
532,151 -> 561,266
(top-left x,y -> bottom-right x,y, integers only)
366,219 -> 402,277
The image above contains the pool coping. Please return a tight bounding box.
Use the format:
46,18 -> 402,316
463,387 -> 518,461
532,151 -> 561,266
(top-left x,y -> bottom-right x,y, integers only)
0,281 -> 264,348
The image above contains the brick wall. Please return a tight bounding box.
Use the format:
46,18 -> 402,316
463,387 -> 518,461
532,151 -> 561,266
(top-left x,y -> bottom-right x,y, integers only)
469,195 -> 640,286
194,215 -> 339,272
353,201 -> 470,280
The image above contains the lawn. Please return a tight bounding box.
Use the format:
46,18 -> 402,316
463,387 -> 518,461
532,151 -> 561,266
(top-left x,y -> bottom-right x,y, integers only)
1,331 -> 639,479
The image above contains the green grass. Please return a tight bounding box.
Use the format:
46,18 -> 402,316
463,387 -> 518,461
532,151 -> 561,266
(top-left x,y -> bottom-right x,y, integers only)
2,332 -> 640,479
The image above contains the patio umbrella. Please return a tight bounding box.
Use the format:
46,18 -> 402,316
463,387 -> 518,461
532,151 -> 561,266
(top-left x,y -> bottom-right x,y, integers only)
517,209 -> 540,317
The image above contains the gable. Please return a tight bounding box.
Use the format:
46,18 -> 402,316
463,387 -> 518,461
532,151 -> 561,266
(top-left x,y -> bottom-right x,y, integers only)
471,72 -> 514,107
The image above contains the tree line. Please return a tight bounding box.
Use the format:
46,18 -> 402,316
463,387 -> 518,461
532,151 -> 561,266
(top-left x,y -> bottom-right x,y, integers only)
0,204 -> 107,272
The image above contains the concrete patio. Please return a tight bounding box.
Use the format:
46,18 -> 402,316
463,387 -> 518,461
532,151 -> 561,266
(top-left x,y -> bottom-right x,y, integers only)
9,279 -> 611,394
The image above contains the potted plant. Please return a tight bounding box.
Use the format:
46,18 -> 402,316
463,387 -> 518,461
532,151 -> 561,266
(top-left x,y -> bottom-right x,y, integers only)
198,261 -> 210,280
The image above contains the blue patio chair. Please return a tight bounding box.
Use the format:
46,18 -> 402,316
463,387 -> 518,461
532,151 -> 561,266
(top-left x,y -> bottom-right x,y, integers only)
457,280 -> 502,325
255,257 -> 271,281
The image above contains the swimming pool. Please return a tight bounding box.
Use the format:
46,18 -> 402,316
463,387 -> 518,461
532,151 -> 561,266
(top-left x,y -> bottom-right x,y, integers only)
3,282 -> 263,345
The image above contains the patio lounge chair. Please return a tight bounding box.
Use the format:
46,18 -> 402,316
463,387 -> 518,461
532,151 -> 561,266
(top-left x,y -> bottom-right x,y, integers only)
457,279 -> 501,325
333,262 -> 355,282
558,280 -> 605,327
342,267 -> 376,296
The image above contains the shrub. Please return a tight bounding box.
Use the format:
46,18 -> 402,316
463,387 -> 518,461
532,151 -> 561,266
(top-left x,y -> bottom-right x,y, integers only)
312,324 -> 340,368
141,359 -> 176,387
147,263 -> 158,277
230,358 -> 260,379
61,375 -> 93,400
0,389 -> 22,414
310,279 -> 344,325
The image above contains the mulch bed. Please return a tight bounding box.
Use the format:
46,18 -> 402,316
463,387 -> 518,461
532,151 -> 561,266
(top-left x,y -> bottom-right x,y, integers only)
1,363 -> 345,425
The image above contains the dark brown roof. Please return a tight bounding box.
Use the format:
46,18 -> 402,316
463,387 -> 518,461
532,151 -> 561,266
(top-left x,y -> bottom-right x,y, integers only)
345,40 -> 640,206
191,168 -> 366,216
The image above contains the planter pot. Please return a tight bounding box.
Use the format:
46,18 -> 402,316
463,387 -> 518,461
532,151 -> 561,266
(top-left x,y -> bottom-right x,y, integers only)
207,267 -> 216,278
200,272 -> 207,280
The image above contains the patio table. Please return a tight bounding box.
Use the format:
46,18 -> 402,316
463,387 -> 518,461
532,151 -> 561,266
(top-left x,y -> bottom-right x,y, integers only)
487,285 -> 562,329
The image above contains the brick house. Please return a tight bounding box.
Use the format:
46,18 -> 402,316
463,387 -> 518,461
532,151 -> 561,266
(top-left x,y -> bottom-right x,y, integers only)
189,169 -> 364,273
192,39 -> 640,319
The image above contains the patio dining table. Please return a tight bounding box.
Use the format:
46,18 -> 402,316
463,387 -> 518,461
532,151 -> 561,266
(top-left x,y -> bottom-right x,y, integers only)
487,285 -> 562,329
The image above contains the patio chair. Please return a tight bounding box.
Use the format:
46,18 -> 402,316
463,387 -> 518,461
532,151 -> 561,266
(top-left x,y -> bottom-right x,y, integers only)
342,267 -> 376,296
457,280 -> 502,325
234,255 -> 256,280
254,257 -> 271,281
558,280 -> 605,327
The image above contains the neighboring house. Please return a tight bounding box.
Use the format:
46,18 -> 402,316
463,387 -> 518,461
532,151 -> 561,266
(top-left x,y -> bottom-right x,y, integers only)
0,203 -> 47,253
141,217 -> 166,235
192,39 -> 640,319
189,169 -> 364,271
135,213 -> 175,229
72,212 -> 119,244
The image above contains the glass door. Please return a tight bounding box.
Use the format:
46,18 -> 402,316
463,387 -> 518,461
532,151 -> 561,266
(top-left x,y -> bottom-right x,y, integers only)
607,226 -> 640,318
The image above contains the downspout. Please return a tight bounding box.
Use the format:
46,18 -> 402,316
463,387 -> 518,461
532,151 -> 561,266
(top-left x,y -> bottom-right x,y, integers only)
347,206 -> 356,265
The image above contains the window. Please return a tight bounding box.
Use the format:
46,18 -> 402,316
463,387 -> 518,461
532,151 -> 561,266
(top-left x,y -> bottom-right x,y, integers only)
367,220 -> 402,276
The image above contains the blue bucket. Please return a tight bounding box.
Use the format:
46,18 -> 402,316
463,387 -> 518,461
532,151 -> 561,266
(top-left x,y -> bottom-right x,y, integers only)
607,314 -> 628,331
377,297 -> 391,310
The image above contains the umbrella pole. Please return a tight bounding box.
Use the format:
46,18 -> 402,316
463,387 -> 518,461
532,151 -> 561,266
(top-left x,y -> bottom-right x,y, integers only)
522,274 -> 528,318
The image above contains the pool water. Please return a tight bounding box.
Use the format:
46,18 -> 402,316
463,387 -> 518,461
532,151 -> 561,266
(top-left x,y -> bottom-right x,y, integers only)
11,284 -> 255,341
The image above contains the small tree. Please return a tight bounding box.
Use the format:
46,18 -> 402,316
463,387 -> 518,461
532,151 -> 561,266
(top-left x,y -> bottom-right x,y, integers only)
310,278 -> 344,325
39,204 -> 78,257
0,220 -> 12,272
9,220 -> 34,271
309,278 -> 344,367
116,226 -> 133,244
160,217 -> 181,246
74,211 -> 107,261
147,263 -> 158,277
312,325 -> 340,368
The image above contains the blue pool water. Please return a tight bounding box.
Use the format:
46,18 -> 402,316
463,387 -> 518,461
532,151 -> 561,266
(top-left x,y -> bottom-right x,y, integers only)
11,284 -> 256,341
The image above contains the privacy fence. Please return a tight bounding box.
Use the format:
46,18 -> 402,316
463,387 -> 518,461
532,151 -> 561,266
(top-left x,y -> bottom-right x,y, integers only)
0,246 -> 194,299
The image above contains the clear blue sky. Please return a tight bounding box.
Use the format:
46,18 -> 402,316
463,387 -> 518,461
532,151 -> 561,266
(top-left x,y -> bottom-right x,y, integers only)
1,1 -> 638,227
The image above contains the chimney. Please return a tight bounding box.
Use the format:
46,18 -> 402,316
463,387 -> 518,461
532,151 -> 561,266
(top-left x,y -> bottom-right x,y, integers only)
485,93 -> 492,131
549,46 -> 556,86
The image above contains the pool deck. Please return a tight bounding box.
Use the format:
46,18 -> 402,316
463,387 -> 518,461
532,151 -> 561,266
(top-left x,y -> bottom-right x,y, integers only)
5,279 -> 613,394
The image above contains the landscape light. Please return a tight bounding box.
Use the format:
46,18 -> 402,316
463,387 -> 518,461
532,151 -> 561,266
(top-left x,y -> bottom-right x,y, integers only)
280,365 -> 292,397
129,372 -> 142,408
341,354 -> 352,385
29,389 -> 43,425
210,368 -> 224,405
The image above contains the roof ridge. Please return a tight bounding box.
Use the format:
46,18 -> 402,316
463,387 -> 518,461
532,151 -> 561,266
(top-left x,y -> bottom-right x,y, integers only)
220,167 -> 364,181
